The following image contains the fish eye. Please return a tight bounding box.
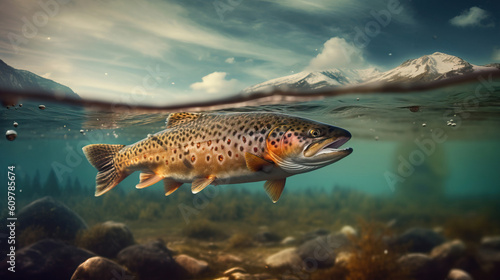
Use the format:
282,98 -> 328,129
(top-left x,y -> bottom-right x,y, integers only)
308,128 -> 322,138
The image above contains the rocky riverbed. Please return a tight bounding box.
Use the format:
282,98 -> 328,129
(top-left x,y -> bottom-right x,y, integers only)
1,196 -> 499,280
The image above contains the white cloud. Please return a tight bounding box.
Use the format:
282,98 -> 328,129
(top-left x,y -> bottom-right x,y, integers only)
190,72 -> 241,95
493,47 -> 500,62
306,37 -> 366,70
450,7 -> 494,27
225,57 -> 235,64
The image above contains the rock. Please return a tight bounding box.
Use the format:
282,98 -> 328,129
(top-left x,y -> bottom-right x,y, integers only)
117,240 -> 180,280
255,231 -> 281,243
389,227 -> 445,253
70,256 -> 133,280
265,248 -> 302,269
340,225 -> 357,236
301,228 -> 329,242
397,253 -> 440,280
224,267 -> 247,275
430,239 -> 466,274
446,269 -> 473,280
17,196 -> 88,245
481,236 -> 500,251
477,247 -> 500,278
217,254 -> 243,264
230,272 -> 256,280
77,221 -> 135,258
175,254 -> 209,277
0,239 -> 94,280
296,232 -> 349,268
281,236 -> 297,245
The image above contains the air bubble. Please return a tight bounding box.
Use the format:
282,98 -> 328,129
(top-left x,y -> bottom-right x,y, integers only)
422,123 -> 426,127
6,130 -> 17,141
13,121 -> 18,127
39,104 -> 46,110
80,129 -> 85,134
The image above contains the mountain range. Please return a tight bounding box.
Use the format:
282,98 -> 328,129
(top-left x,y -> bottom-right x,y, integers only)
243,52 -> 500,93
0,59 -> 80,100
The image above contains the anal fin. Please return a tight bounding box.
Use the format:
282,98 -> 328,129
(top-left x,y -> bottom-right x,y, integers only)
264,178 -> 286,203
164,179 -> 183,196
136,171 -> 164,189
245,152 -> 273,172
191,175 -> 216,194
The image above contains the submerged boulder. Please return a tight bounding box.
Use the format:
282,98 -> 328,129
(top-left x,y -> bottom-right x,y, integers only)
430,239 -> 466,274
389,227 -> 445,253
265,248 -> 302,269
446,269 -> 473,280
77,221 -> 135,258
117,240 -> 180,280
17,196 -> 87,246
71,256 -> 133,280
397,253 -> 440,280
175,254 -> 209,277
0,239 -> 94,280
296,232 -> 350,268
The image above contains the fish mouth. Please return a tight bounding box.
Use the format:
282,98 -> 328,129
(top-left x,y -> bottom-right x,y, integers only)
303,135 -> 353,158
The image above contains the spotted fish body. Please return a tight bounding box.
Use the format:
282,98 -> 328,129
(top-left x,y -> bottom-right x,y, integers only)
83,112 -> 352,202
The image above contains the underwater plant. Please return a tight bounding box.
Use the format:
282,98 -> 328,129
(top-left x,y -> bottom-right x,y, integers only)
311,219 -> 409,280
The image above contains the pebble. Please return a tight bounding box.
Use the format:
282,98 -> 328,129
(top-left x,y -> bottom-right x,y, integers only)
70,256 -> 132,280
281,236 -> 296,245
224,267 -> 247,275
340,225 -> 357,236
481,236 -> 500,250
447,269 -> 473,280
175,254 -> 209,276
265,248 -> 302,269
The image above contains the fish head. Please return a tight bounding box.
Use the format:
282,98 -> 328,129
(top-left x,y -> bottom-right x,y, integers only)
265,119 -> 352,174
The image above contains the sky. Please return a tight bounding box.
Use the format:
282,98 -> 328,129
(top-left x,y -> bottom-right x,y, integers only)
0,0 -> 499,104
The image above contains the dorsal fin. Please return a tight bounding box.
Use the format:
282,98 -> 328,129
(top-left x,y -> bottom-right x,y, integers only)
166,112 -> 202,128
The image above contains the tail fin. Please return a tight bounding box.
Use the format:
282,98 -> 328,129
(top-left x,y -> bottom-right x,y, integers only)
82,144 -> 126,196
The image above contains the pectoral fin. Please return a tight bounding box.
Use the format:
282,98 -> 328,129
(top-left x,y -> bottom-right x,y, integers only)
164,179 -> 183,196
264,178 -> 286,203
192,175 -> 216,194
136,172 -> 164,189
245,152 -> 273,172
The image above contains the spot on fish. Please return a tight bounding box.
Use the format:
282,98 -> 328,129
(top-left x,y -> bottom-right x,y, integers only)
156,156 -> 160,161
191,155 -> 196,162
228,151 -> 232,157
253,147 -> 258,153
206,156 -> 210,162
218,155 -> 224,162
227,139 -> 231,145
208,140 -> 212,146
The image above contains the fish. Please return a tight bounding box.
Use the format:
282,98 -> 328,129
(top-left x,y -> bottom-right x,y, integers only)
82,112 -> 353,202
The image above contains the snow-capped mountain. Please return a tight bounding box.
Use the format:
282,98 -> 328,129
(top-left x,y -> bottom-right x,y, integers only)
243,68 -> 380,93
243,52 -> 498,93
366,52 -> 480,83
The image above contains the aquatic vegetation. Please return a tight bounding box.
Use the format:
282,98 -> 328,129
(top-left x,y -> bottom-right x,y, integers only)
182,218 -> 227,240
311,219 -> 408,280
227,232 -> 254,248
76,221 -> 135,258
18,225 -> 52,248
344,219 -> 409,280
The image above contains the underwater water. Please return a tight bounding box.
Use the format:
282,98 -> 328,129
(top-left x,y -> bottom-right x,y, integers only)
1,78 -> 500,280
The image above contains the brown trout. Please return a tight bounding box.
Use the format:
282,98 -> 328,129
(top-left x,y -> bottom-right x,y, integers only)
82,112 -> 352,202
